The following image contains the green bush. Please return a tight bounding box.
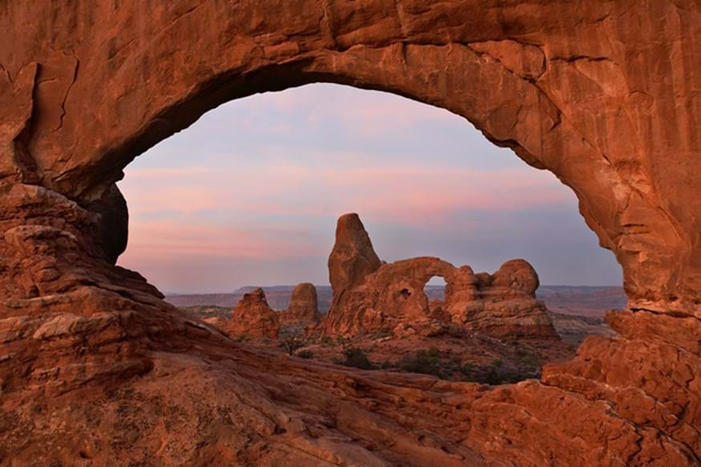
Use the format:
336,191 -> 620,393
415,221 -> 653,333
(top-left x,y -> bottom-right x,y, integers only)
280,336 -> 304,355
398,347 -> 445,377
461,361 -> 538,385
339,347 -> 374,370
297,350 -> 314,359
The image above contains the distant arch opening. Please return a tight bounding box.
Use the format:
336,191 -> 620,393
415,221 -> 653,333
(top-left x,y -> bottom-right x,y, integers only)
424,276 -> 447,303
118,83 -> 621,298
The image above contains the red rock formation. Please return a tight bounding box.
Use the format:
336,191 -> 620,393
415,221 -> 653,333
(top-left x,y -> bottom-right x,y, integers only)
324,216 -> 559,341
453,259 -> 560,340
328,213 -> 382,297
223,288 -> 280,339
0,1 -> 699,465
279,282 -> 321,325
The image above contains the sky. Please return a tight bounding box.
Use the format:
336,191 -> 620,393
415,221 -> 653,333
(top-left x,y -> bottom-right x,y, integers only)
117,83 -> 622,293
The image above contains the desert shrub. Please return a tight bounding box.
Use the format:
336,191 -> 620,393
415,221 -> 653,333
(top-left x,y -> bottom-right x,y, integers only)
297,350 -> 314,359
338,347 -> 374,370
460,362 -> 476,376
398,347 -> 445,377
483,368 -> 502,385
280,336 -> 304,355
514,348 -> 539,369
279,325 -> 306,355
461,361 -> 539,385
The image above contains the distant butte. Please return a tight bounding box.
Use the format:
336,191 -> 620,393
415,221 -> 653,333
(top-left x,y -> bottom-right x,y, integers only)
223,288 -> 280,339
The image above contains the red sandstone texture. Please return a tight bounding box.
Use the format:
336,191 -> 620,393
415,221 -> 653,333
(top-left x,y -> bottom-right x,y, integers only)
1,1 -> 699,465
222,288 -> 280,339
279,282 -> 322,326
325,214 -> 560,342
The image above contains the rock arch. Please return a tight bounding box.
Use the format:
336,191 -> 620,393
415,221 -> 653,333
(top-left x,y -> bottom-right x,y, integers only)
1,1 -> 699,465
1,1 -> 699,314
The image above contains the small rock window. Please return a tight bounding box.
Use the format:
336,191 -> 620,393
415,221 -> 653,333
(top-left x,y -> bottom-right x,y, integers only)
424,276 -> 446,302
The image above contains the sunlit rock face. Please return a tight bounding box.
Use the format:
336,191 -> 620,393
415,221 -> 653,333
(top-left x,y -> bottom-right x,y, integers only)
328,213 -> 383,298
223,288 -> 280,339
0,1 -> 699,465
279,282 -> 322,326
324,214 -> 560,340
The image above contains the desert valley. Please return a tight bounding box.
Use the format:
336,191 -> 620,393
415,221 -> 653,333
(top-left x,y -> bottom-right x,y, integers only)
171,214 -> 616,384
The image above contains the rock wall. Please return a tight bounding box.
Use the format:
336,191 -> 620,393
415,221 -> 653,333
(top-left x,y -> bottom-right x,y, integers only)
0,1 -> 699,465
1,1 -> 698,314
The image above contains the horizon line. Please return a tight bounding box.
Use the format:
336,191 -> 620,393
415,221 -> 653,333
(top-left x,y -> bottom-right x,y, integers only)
164,283 -> 624,296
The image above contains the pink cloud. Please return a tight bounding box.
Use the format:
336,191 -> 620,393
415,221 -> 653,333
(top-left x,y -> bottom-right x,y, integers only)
123,163 -> 572,221
119,219 -> 324,266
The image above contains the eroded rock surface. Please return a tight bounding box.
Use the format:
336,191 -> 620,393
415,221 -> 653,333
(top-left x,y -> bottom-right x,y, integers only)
328,213 -> 382,297
324,215 -> 560,342
223,288 -> 280,339
279,282 -> 322,325
454,259 -> 559,340
1,1 -> 699,465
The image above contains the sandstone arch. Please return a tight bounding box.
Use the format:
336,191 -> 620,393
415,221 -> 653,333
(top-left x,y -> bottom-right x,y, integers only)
1,1 -> 699,314
325,217 -> 560,341
1,1 -> 699,465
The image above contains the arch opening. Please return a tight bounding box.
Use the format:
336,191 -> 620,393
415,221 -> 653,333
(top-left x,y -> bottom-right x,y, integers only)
117,83 -> 622,383
425,276 -> 447,304
118,83 -> 622,295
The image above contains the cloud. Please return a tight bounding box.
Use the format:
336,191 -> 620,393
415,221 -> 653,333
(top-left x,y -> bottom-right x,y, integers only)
121,220 -> 325,260
116,83 -> 621,292
122,162 -> 573,226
